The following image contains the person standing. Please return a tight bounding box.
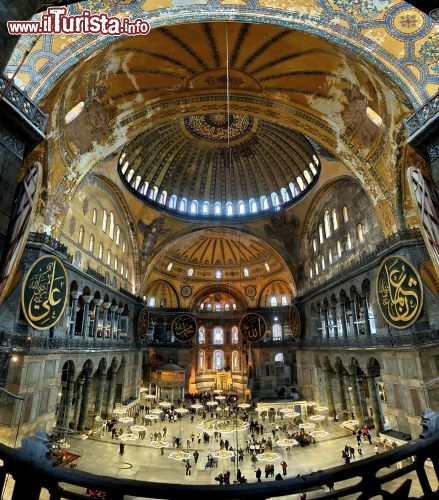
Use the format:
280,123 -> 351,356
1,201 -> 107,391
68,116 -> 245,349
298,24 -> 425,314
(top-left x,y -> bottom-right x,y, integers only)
281,460 -> 288,476
119,442 -> 125,457
193,449 -> 199,463
185,460 -> 192,475
256,467 -> 262,482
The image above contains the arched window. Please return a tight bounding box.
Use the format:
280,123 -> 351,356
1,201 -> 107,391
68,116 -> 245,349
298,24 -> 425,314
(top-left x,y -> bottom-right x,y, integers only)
281,296 -> 288,305
214,202 -> 222,215
109,212 -> 115,240
179,197 -> 187,212
115,226 -> 120,245
346,233 -> 352,250
303,169 -> 311,184
343,206 -> 349,222
270,296 -> 277,307
102,210 -> 107,232
280,188 -> 290,202
92,208 -> 97,225
332,209 -> 338,230
297,176 -> 305,191
114,256 -> 118,271
213,327 -> 223,344
187,268 -> 193,277
215,269 -> 222,279
328,248 -> 333,265
321,255 -> 326,270
249,198 -> 257,213
98,243 -> 103,260
134,175 -> 141,190
337,240 -> 342,257
357,223 -> 365,242
158,189 -> 167,205
313,238 -> 317,253
107,250 -> 111,265
89,234 -> 95,253
190,200 -> 198,214
198,327 -> 205,344
260,196 -> 269,210
243,267 -> 249,277
199,351 -> 205,370
231,326 -> 239,344
271,192 -> 280,208
238,200 -> 246,214
202,201 -> 210,215
319,224 -> 324,243
272,323 -> 282,341
213,350 -> 224,370
232,351 -> 239,371
289,182 -> 298,197
78,225 -> 85,245
324,210 -> 331,238
169,194 -> 177,210
150,185 -> 158,201
226,202 -> 233,216
148,297 -> 156,307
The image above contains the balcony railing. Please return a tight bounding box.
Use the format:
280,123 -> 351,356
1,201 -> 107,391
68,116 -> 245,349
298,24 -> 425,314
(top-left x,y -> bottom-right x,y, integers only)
303,329 -> 439,349
404,91 -> 439,139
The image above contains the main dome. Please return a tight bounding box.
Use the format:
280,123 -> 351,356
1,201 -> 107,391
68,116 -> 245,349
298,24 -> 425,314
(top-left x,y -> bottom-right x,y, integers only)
118,113 -> 320,220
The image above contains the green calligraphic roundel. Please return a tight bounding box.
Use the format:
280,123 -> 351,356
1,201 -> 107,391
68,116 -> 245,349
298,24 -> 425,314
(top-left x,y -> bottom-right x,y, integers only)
376,255 -> 423,330
171,314 -> 197,342
21,254 -> 68,330
239,313 -> 267,342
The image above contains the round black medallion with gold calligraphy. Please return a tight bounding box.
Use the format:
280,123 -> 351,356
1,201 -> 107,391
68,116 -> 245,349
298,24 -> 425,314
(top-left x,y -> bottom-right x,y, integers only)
21,255 -> 68,330
239,313 -> 267,342
137,307 -> 149,340
289,304 -> 301,338
376,255 -> 423,330
171,314 -> 197,342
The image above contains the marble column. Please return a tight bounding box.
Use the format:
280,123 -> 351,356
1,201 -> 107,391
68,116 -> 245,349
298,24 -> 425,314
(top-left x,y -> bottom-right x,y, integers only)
367,369 -> 385,433
106,370 -> 117,418
349,367 -> 364,423
72,377 -> 84,430
94,372 -> 107,418
102,301 -> 111,338
77,373 -> 93,431
340,301 -> 348,338
323,368 -> 335,416
81,295 -> 92,339
116,307 -> 124,340
110,304 -> 118,339
362,295 -> 372,336
59,372 -> 75,429
69,291 -> 80,337
92,298 -> 103,339
335,369 -> 347,419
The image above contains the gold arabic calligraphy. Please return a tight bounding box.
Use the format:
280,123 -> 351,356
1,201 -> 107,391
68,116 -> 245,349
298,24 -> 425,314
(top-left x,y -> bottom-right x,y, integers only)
240,313 -> 266,342
172,314 -> 196,341
377,257 -> 423,329
22,256 -> 68,330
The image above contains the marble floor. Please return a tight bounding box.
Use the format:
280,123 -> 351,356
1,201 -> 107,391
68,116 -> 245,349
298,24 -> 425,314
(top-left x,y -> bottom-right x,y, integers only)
1,413 -> 437,499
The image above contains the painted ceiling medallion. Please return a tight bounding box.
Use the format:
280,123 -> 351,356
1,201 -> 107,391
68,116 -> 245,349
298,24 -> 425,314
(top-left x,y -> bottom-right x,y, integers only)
184,114 -> 253,143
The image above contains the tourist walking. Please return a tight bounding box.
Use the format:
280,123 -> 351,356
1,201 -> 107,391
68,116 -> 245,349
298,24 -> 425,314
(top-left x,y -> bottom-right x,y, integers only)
256,467 -> 262,482
119,442 -> 125,456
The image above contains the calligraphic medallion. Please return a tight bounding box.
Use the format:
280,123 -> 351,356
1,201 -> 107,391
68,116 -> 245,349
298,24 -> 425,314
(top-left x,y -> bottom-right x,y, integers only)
137,307 -> 149,341
21,255 -> 68,330
239,313 -> 267,342
171,314 -> 197,342
289,304 -> 301,338
376,256 -> 423,329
